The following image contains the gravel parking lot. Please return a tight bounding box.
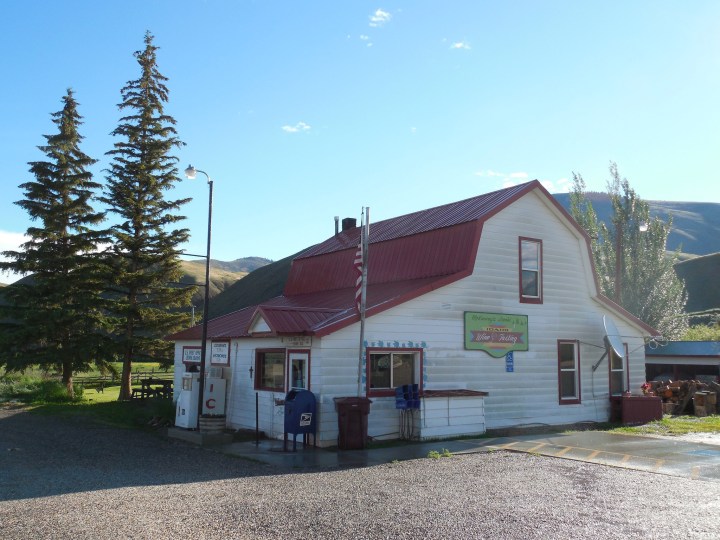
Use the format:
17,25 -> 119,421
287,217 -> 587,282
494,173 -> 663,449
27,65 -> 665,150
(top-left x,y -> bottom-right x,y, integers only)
1,406 -> 719,540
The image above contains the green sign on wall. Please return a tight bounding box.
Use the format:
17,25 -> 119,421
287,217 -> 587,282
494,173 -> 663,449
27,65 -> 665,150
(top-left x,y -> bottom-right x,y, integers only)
464,312 -> 529,358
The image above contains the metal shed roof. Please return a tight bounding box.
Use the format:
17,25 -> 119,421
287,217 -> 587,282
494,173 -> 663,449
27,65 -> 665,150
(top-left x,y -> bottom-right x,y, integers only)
645,341 -> 720,358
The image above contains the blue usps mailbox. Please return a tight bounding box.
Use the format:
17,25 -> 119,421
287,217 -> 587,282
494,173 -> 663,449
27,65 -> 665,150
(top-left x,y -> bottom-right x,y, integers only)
283,389 -> 317,451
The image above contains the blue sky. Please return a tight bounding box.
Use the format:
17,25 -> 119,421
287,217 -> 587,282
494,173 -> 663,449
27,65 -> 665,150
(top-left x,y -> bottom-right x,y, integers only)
2,1 -> 719,283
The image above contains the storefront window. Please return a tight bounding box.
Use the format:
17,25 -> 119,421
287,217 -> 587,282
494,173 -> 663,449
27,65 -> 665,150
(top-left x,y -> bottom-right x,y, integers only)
367,349 -> 420,396
255,349 -> 285,391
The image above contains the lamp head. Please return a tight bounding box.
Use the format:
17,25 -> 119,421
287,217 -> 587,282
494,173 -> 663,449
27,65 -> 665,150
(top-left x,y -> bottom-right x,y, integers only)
184,165 -> 197,180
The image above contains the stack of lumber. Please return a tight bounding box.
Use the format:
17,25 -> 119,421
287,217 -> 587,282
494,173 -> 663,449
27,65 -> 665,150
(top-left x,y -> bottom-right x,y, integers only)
644,379 -> 719,416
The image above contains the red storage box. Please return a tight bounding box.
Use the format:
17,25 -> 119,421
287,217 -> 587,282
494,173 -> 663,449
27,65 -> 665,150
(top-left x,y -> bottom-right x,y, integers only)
621,395 -> 662,425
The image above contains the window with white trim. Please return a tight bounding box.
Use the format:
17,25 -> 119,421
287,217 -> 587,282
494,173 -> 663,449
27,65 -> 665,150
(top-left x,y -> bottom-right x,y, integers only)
558,340 -> 580,404
288,351 -> 310,390
609,347 -> 626,396
519,237 -> 543,303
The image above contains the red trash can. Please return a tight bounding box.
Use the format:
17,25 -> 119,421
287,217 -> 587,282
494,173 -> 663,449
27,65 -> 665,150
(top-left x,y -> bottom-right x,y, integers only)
334,397 -> 372,450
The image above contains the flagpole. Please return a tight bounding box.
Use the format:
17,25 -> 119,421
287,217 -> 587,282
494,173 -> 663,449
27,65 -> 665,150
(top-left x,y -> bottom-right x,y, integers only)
357,207 -> 370,397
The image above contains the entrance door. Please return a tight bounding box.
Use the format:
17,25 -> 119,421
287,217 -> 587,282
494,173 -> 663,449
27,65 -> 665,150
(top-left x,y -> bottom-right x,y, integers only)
288,351 -> 310,390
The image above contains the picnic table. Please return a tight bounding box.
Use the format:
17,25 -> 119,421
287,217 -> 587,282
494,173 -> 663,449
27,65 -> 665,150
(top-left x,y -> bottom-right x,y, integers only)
131,378 -> 173,400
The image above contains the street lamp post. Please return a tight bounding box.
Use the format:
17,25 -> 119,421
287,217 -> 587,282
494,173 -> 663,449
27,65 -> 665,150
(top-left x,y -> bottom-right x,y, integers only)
184,164 -> 213,430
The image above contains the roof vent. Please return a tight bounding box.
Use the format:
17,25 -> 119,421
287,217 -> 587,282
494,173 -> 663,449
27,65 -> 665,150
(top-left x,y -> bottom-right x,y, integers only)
341,217 -> 356,232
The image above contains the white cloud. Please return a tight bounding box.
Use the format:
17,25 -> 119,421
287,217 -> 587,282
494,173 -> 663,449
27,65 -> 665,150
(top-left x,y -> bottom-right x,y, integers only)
281,122 -> 311,134
369,8 -> 391,27
450,41 -> 471,50
544,177 -> 571,193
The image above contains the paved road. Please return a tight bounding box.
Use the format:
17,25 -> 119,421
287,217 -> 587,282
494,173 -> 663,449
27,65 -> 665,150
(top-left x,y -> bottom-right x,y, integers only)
1,406 -> 719,539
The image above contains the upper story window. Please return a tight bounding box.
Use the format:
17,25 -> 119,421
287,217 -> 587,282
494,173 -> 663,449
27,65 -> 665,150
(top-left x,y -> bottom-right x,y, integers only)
519,237 -> 543,304
367,348 -> 422,397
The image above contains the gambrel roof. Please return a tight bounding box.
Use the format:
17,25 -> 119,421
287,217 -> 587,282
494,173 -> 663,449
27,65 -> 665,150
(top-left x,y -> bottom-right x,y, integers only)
168,180 -> 657,341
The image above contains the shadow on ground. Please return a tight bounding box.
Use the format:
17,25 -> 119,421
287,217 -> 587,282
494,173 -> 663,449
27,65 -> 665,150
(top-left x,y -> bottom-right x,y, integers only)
0,407 -> 286,502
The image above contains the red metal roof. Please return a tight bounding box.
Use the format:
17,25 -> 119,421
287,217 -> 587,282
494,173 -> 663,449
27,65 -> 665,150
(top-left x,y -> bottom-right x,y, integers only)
298,181 -> 537,259
168,274 -> 467,340
252,305 -> 343,335
168,305 -> 256,341
284,221 -> 481,295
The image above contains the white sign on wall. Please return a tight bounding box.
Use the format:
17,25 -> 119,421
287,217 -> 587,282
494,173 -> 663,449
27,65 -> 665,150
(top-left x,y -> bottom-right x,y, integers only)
281,336 -> 312,347
182,346 -> 201,364
211,341 -> 230,366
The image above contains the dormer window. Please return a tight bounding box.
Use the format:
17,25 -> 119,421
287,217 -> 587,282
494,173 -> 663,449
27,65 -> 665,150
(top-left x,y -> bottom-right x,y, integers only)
519,237 -> 543,304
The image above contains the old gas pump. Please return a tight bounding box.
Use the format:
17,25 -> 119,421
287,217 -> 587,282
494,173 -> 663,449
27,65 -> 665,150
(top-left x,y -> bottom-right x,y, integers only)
202,367 -> 227,415
175,373 -> 200,428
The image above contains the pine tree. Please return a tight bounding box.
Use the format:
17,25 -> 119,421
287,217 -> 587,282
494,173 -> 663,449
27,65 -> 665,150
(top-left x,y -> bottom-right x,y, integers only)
570,163 -> 689,339
101,32 -> 192,400
0,89 -> 108,398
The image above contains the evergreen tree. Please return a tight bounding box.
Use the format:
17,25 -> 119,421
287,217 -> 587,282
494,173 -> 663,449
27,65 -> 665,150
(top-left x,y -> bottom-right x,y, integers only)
101,32 -> 192,400
570,163 -> 689,339
0,89 -> 108,397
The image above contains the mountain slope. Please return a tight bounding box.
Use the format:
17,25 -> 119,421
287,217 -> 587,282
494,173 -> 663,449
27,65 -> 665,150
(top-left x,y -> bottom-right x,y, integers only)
206,251 -> 301,319
178,261 -> 247,308
674,253 -> 720,321
552,193 -> 720,256
184,256 -> 271,274
0,261 -> 253,312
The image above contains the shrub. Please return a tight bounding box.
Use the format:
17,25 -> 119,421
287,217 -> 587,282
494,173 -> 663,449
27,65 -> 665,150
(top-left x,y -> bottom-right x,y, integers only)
0,375 -> 83,403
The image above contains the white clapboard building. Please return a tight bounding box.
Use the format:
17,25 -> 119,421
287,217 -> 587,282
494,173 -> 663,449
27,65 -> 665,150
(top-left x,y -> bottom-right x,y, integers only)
168,180 -> 657,446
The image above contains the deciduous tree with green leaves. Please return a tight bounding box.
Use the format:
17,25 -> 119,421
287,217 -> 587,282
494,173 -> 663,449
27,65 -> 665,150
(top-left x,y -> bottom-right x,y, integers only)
102,32 -> 192,401
684,324 -> 720,341
570,163 -> 688,340
0,89 -> 108,398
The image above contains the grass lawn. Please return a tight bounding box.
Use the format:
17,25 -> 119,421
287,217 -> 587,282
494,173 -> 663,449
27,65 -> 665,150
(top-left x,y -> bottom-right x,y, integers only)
2,366 -> 176,430
28,385 -> 175,430
610,415 -> 720,436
